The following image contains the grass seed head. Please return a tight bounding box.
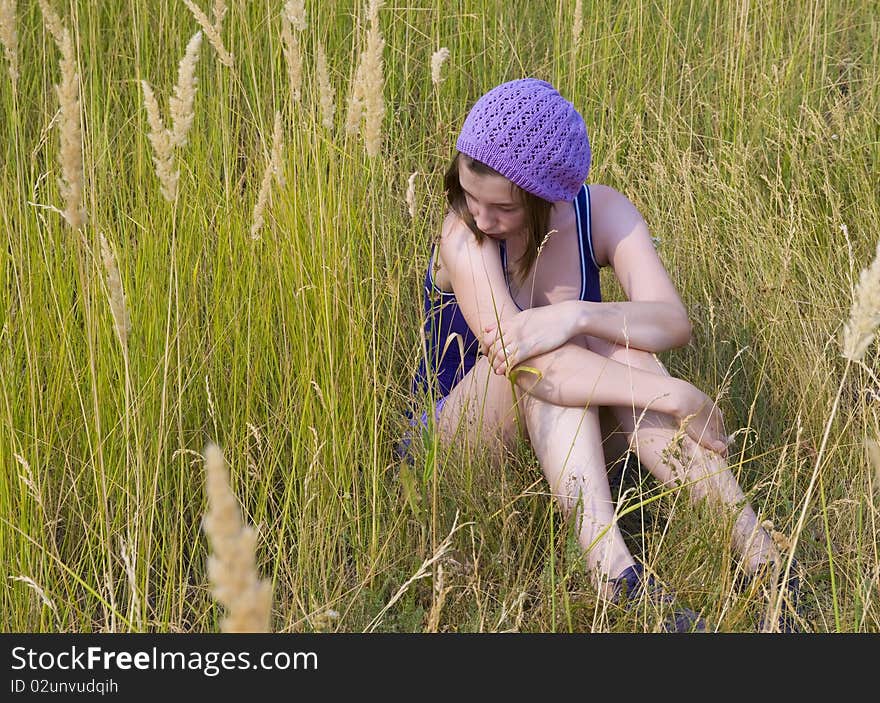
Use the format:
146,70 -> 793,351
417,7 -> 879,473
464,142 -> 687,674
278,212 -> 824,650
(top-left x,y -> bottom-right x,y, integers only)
281,11 -> 302,105
99,233 -> 131,349
140,80 -> 178,202
316,39 -> 335,130
203,443 -> 273,633
250,111 -> 284,239
431,47 -> 449,86
842,238 -> 880,362
183,0 -> 233,67
169,31 -> 203,148
0,0 -> 18,84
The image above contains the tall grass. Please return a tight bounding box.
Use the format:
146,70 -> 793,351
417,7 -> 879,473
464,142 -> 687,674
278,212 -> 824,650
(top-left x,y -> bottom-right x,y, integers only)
1,0 -> 878,632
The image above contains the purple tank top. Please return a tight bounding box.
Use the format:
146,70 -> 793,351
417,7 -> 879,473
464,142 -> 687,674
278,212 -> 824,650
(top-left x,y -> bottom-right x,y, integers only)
412,184 -> 602,400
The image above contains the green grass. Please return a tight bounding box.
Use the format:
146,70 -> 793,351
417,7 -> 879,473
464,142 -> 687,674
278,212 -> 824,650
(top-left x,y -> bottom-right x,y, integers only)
1,0 -> 878,632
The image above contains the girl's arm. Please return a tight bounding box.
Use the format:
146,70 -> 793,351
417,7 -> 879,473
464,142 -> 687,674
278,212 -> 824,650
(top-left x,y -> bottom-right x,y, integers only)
568,298 -> 691,352
439,214 -> 688,415
483,185 -> 691,369
440,215 -> 729,455
578,184 -> 692,351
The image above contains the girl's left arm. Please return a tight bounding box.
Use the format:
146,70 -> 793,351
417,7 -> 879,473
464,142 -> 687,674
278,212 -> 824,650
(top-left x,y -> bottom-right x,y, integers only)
483,186 -> 692,372
574,184 -> 692,352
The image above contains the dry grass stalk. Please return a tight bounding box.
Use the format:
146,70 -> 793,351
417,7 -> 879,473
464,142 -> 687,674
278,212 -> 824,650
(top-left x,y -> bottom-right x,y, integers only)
38,0 -> 85,229
140,80 -> 179,201
365,511 -> 469,632
426,562 -> 451,632
205,374 -> 216,422
14,452 -> 44,511
842,237 -> 880,361
203,443 -> 273,633
405,171 -> 417,219
0,0 -> 18,84
119,538 -> 142,629
9,576 -> 59,619
280,8 -> 303,105
99,233 -> 131,349
183,0 -> 233,67
430,47 -> 449,86
315,39 -> 335,130
169,31 -> 203,148
250,111 -> 284,239
572,0 -> 583,48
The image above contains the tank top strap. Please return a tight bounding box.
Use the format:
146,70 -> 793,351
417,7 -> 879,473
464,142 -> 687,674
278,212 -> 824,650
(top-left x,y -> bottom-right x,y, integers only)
574,184 -> 602,301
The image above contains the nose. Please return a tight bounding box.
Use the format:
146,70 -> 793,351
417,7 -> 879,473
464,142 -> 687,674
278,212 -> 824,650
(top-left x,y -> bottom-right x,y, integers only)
472,207 -> 496,233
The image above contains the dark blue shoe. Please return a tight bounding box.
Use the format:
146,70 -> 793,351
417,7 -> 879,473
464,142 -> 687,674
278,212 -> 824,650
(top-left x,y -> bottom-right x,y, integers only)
611,564 -> 707,633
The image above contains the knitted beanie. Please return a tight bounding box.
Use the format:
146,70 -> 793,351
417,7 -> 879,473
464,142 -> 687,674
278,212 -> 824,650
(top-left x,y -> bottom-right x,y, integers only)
455,78 -> 590,202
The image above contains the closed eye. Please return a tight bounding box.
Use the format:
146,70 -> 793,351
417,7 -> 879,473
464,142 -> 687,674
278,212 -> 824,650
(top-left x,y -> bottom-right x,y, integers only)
463,189 -> 518,212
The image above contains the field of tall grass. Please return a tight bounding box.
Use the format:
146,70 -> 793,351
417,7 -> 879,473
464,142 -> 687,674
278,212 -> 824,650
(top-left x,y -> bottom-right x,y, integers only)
1,0 -> 878,633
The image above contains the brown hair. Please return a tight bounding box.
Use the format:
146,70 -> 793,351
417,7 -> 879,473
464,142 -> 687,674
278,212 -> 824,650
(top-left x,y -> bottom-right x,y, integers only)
443,152 -> 552,287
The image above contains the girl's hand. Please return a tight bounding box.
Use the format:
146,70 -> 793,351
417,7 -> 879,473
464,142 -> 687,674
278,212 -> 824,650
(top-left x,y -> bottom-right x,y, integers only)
482,302 -> 578,376
674,384 -> 730,458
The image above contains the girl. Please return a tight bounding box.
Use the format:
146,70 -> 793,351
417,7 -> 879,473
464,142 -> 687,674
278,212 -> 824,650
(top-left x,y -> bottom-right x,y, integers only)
405,78 -> 800,632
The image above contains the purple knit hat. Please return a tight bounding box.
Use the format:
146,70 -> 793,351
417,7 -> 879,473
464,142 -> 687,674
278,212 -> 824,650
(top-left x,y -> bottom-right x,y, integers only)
455,78 -> 590,202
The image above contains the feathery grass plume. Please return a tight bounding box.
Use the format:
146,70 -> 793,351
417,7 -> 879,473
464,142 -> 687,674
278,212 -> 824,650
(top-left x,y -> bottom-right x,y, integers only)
36,0 -> 62,41
0,0 -> 18,84
361,0 -> 385,157
431,47 -> 449,86
572,0 -> 583,48
315,39 -> 335,130
169,31 -> 202,148
841,237 -> 880,361
183,0 -> 233,67
203,443 -> 273,633
867,440 -> 880,491
250,111 -> 284,240
38,0 -> 85,229
99,233 -> 131,349
280,4 -> 303,106
212,0 -> 227,26
283,0 -> 306,31
345,55 -> 366,137
140,80 -> 179,201
405,171 -> 417,219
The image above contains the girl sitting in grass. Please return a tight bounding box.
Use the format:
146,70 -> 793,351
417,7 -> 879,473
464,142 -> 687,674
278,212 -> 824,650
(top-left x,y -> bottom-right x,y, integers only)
403,78 -> 801,632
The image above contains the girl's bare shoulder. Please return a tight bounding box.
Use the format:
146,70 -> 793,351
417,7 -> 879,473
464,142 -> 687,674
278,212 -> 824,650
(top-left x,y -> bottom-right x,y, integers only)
586,184 -> 646,269
433,210 -> 479,292
440,208 -> 470,242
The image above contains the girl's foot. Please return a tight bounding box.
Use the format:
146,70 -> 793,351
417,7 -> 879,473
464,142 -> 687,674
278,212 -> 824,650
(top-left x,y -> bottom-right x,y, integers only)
611,564 -> 707,633
735,558 -> 803,633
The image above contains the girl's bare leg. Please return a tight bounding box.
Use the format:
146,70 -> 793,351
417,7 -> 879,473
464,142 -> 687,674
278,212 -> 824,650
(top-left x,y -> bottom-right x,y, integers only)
586,336 -> 780,572
518,390 -> 636,589
436,354 -> 637,594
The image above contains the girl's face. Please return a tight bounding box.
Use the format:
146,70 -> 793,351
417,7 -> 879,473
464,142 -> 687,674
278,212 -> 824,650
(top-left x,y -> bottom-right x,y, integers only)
458,158 -> 526,241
